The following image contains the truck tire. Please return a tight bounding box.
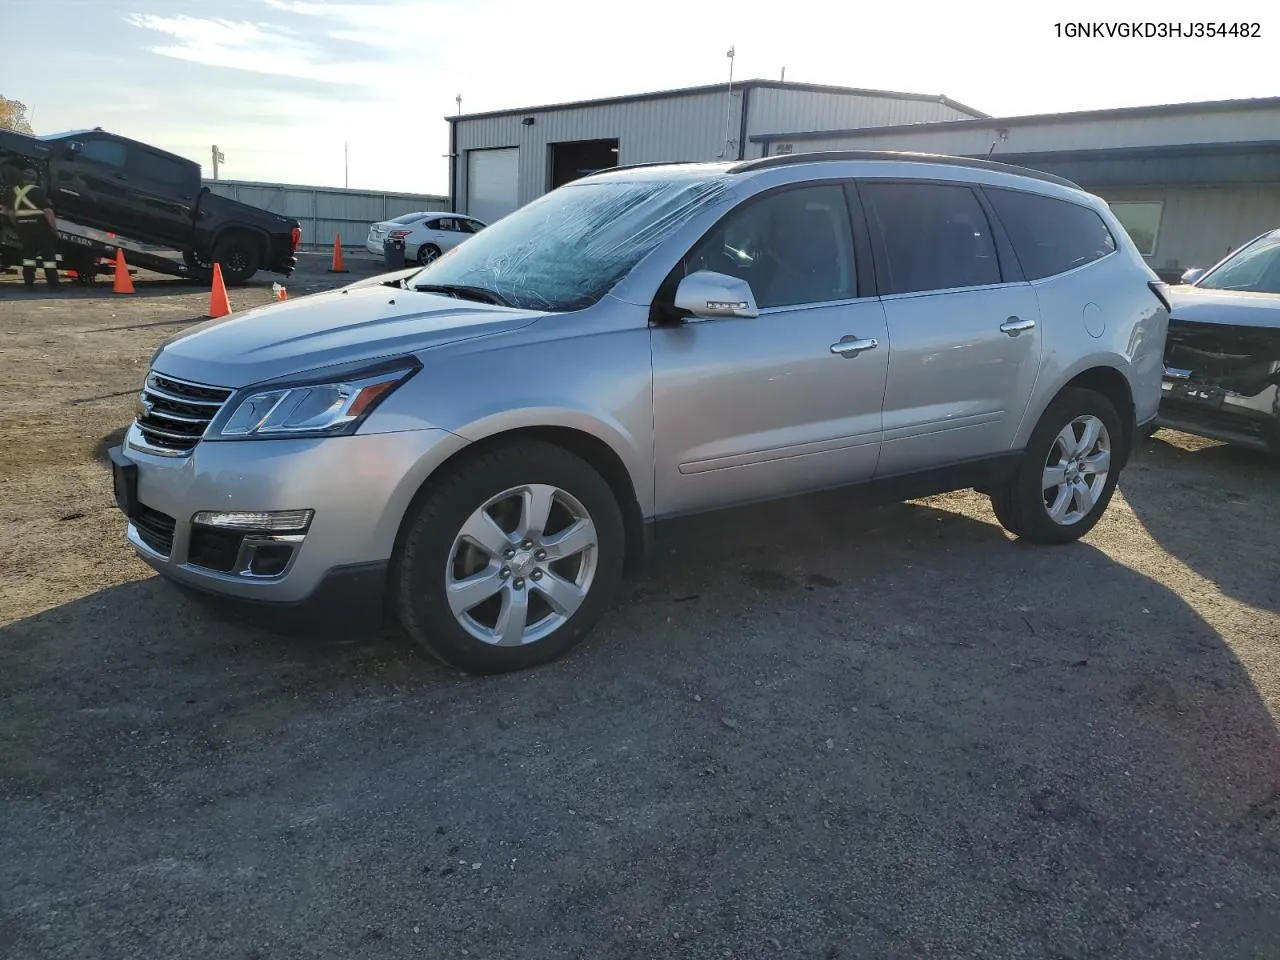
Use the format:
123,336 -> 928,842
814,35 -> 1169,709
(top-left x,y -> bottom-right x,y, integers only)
183,249 -> 214,282
212,234 -> 260,285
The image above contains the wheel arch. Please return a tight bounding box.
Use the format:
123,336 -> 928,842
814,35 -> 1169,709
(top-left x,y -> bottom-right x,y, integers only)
1018,360 -> 1137,466
211,224 -> 270,261
390,424 -> 650,578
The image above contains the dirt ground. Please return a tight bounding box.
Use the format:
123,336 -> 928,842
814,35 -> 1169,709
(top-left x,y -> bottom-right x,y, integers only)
1,256 -> 1278,959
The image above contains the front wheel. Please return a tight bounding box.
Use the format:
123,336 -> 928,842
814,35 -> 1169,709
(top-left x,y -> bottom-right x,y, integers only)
393,441 -> 626,674
990,387 -> 1125,544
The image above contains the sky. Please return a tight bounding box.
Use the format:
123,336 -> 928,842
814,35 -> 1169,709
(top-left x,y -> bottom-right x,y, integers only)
3,0 -> 1276,197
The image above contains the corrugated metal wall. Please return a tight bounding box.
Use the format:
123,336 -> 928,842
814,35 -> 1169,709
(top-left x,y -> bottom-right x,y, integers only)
762,103 -> 1280,156
204,179 -> 448,248
1094,184 -> 1280,274
742,89 -> 975,158
454,90 -> 740,213
452,86 -> 982,213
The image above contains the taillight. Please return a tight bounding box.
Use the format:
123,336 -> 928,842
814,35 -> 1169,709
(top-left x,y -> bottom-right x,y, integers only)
290,226 -> 301,250
389,230 -> 411,240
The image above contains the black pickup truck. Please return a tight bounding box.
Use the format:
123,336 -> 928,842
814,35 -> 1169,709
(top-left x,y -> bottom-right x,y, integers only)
1,128 -> 299,284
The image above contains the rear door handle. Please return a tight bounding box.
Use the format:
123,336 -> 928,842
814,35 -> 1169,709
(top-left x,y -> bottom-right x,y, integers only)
999,317 -> 1036,336
830,336 -> 879,358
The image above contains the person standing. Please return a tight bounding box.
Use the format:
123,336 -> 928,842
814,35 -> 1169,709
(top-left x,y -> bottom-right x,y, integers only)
3,162 -> 60,290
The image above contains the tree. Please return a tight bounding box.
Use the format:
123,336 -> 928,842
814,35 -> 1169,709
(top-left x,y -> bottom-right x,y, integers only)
0,96 -> 34,134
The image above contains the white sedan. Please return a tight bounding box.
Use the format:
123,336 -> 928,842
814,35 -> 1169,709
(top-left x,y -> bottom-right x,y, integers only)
365,212 -> 488,265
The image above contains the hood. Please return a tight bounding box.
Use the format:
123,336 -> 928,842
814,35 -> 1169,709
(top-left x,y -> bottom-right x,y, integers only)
1169,287 -> 1280,330
152,283 -> 543,388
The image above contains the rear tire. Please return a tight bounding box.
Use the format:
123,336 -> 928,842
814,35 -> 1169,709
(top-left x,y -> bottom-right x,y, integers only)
417,243 -> 441,266
990,388 -> 1125,544
393,440 -> 625,674
212,234 -> 260,285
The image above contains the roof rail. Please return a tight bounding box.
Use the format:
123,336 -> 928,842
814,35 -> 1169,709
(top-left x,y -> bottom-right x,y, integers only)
728,150 -> 1084,191
583,160 -> 716,178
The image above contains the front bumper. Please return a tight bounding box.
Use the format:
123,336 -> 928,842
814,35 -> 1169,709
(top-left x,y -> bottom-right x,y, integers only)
1157,374 -> 1280,452
111,423 -> 468,604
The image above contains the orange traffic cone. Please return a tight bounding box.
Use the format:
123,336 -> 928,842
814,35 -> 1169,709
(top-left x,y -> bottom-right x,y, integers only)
112,249 -> 135,294
208,263 -> 232,318
327,233 -> 348,273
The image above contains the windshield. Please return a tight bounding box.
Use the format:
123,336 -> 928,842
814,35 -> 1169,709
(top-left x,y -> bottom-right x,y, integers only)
405,176 -> 731,311
388,211 -> 428,225
1197,231 -> 1280,294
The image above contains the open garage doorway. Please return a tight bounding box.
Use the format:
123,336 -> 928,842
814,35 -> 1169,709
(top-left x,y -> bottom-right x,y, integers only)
549,139 -> 619,190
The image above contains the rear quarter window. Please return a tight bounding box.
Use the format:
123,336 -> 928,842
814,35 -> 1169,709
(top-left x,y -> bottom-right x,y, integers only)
985,188 -> 1116,280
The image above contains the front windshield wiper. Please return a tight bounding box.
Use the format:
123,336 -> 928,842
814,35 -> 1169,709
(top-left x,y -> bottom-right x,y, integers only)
412,283 -> 511,307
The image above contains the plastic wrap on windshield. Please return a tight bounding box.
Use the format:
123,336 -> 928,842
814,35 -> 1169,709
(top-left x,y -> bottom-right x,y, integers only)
424,178 -> 734,311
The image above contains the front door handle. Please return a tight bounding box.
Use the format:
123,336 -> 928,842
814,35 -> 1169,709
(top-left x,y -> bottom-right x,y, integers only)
830,336 -> 879,358
999,317 -> 1036,336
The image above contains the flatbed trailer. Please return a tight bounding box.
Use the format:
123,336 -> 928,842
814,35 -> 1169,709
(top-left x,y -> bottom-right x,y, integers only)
0,217 -> 202,285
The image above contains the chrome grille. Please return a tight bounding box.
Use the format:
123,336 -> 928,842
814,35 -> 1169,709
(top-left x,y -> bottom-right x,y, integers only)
134,372 -> 232,455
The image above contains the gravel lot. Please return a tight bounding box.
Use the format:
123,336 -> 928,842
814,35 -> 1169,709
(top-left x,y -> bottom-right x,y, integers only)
2,256 -> 1278,959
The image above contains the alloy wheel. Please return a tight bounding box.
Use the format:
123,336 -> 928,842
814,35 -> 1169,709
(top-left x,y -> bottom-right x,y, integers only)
1042,414 -> 1111,525
445,484 -> 599,646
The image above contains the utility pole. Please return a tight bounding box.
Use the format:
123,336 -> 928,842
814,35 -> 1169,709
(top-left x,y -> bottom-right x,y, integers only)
780,66 -> 786,82
720,45 -> 736,159
456,93 -> 462,117
211,145 -> 225,180
344,142 -> 349,188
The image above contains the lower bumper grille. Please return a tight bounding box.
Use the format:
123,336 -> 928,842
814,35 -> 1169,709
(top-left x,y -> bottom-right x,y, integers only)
133,505 -> 177,556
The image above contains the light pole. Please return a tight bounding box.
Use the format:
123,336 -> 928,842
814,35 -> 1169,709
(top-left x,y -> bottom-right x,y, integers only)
720,46 -> 736,159
344,142 -> 349,188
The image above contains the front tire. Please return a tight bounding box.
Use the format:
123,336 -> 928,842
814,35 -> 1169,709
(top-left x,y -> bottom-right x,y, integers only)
990,388 -> 1125,544
393,441 -> 626,674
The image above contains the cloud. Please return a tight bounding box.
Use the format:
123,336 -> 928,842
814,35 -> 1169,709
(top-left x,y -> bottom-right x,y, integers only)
126,12 -> 377,85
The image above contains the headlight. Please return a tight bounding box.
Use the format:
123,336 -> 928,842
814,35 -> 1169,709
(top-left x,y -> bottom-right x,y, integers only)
213,359 -> 419,439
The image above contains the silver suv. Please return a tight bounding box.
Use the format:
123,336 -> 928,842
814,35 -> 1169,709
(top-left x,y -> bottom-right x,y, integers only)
109,152 -> 1170,674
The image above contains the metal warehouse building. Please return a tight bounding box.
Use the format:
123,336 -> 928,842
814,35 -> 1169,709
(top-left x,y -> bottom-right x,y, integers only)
449,83 -> 1280,282
447,80 -> 985,222
754,97 -> 1280,281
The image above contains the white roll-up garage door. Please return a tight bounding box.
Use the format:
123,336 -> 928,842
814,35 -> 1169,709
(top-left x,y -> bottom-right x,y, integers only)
467,148 -> 520,224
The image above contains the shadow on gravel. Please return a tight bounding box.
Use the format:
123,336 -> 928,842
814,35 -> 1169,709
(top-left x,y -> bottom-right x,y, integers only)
1123,430 -> 1280,614
2,494 -> 1278,960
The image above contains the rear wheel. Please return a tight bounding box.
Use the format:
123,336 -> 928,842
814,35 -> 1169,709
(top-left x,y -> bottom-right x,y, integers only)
417,243 -> 441,266
990,388 -> 1124,544
212,234 -> 261,284
393,441 -> 625,674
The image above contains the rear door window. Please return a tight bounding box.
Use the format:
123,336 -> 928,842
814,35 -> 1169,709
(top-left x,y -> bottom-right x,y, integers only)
984,188 -> 1116,280
80,138 -> 128,167
860,181 -> 1001,295
131,149 -> 189,187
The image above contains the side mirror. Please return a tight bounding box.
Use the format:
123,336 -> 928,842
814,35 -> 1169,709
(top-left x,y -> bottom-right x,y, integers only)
673,270 -> 759,320
1180,267 -> 1205,285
